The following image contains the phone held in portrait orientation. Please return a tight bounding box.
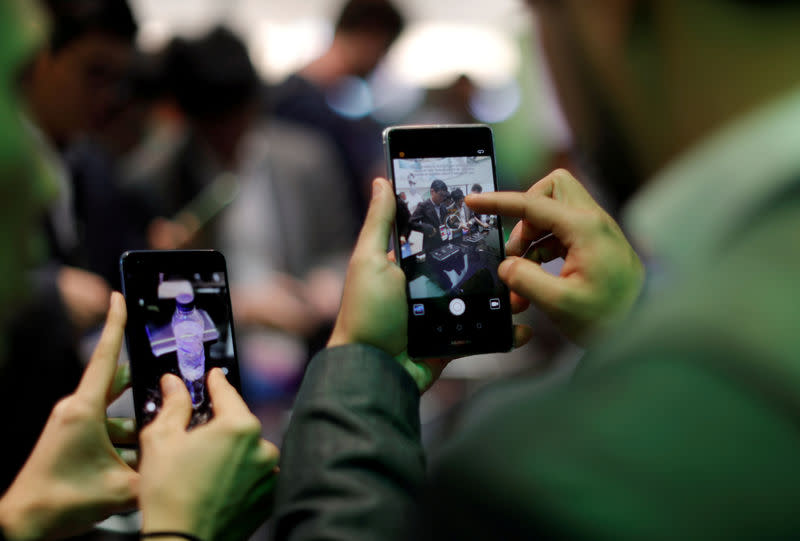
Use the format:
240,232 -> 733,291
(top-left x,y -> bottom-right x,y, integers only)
383,124 -> 513,358
120,250 -> 242,430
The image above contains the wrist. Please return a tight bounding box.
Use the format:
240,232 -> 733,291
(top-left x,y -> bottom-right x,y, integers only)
140,504 -> 207,541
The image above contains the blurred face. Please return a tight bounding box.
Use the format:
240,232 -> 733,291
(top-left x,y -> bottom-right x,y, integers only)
0,0 -> 57,333
431,189 -> 447,205
28,31 -> 132,145
345,31 -> 395,78
530,1 -> 646,205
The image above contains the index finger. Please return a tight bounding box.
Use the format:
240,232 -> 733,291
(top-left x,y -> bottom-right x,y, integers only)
467,191 -> 580,248
76,291 -> 127,406
352,178 -> 396,258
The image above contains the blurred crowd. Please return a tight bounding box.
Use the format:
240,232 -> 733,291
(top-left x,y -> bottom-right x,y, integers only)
1,0 -> 567,529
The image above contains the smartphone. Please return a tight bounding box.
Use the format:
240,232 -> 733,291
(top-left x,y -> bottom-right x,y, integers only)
120,250 -> 242,429
383,124 -> 513,358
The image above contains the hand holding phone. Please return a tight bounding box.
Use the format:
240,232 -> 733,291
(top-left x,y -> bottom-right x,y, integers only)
138,369 -> 279,541
328,178 -> 451,392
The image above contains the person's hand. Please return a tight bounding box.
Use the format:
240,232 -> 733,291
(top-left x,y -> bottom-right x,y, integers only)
57,266 -> 112,332
0,292 -> 139,541
304,267 -> 345,322
233,275 -> 324,337
138,369 -> 280,541
328,178 -> 533,393
328,178 -> 410,357
466,169 -> 645,344
146,215 -> 199,250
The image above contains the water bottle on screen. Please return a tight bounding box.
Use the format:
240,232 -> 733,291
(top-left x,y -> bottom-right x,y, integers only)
172,292 -> 206,406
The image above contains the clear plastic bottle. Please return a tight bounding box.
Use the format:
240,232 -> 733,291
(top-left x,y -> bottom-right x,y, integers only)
171,292 -> 206,406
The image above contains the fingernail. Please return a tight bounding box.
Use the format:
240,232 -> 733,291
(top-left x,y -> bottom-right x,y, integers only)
161,373 -> 182,396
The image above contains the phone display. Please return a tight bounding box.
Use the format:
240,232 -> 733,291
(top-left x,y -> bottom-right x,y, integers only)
120,250 -> 241,429
384,125 -> 513,358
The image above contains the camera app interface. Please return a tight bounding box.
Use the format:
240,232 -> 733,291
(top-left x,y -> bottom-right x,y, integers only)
393,155 -> 504,312
127,269 -> 237,428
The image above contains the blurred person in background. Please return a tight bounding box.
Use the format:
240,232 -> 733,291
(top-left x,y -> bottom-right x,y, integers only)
268,0 -> 405,222
3,0 -> 138,496
129,27 -> 359,394
271,0 -> 800,539
0,3 -> 278,540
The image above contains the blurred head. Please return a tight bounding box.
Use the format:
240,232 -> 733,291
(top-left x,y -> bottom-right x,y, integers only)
334,0 -> 405,77
167,27 -> 260,166
0,0 -> 58,344
450,188 -> 465,206
430,179 -> 449,204
23,0 -> 137,146
528,0 -> 800,204
470,183 -> 482,194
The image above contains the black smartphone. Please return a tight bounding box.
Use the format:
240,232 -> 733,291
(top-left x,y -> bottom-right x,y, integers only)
119,250 -> 242,429
383,124 -> 513,358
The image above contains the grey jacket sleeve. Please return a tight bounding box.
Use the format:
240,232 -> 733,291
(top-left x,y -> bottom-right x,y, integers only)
272,344 -> 425,541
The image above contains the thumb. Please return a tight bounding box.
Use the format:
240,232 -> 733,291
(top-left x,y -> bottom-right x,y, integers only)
152,373 -> 193,430
352,178 -> 396,258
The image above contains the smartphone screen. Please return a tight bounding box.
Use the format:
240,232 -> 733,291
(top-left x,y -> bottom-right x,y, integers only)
120,250 -> 241,429
384,125 -> 513,358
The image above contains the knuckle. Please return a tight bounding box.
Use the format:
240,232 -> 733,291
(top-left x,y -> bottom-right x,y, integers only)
504,259 -> 527,290
551,168 -> 574,181
51,396 -> 92,424
139,423 -> 161,446
258,441 -> 280,464
225,413 -> 262,438
577,209 -> 611,234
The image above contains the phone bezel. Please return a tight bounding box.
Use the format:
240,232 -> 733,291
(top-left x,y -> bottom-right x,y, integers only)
383,124 -> 514,359
119,249 -> 242,429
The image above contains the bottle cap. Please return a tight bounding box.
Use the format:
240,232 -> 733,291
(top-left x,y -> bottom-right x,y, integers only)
176,292 -> 195,310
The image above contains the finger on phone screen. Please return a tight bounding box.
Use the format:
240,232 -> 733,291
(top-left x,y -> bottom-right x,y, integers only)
206,367 -> 251,418
152,373 -> 192,430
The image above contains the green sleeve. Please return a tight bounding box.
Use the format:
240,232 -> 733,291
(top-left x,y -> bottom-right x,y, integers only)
426,350 -> 800,540
272,344 -> 424,541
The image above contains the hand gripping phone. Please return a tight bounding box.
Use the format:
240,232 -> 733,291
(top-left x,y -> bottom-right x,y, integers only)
383,125 -> 513,358
120,250 -> 242,428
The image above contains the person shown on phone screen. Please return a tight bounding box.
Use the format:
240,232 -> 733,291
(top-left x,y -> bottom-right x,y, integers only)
409,179 -> 449,252
271,0 -> 800,539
